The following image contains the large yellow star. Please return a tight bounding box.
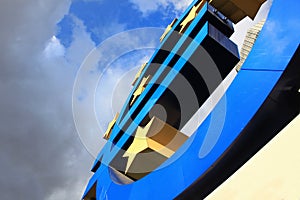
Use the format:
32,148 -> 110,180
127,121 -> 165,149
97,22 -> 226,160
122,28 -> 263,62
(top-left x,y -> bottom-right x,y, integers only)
122,117 -> 189,175
179,0 -> 205,34
122,122 -> 149,174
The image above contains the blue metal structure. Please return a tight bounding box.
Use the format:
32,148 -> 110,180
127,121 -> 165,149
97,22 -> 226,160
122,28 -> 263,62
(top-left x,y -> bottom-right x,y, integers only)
83,0 -> 300,199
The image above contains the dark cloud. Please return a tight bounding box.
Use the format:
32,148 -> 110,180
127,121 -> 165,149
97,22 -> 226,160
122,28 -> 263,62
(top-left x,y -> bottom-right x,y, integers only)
0,0 -> 187,199
0,0 -> 94,199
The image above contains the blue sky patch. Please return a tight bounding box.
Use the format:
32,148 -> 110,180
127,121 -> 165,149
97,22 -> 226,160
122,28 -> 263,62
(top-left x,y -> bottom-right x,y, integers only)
56,0 -> 178,46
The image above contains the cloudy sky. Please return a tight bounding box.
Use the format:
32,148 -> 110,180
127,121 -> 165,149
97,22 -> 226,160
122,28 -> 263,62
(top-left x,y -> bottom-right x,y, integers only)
0,0 -> 271,199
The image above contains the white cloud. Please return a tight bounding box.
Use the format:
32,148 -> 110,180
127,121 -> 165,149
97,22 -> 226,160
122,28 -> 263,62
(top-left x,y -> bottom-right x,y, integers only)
64,15 -> 96,67
72,27 -> 163,158
44,36 -> 65,58
83,0 -> 101,1
95,51 -> 154,130
129,0 -> 192,16
91,20 -> 127,42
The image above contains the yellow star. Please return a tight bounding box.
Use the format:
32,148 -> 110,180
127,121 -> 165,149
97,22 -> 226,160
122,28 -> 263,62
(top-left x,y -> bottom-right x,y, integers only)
122,117 -> 189,175
160,18 -> 178,42
122,123 -> 149,174
130,75 -> 151,106
132,63 -> 147,86
179,0 -> 205,34
103,113 -> 119,140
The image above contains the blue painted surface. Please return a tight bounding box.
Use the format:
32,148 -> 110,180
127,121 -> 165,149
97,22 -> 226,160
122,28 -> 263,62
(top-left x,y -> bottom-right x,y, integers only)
84,0 -> 300,199
241,0 -> 300,71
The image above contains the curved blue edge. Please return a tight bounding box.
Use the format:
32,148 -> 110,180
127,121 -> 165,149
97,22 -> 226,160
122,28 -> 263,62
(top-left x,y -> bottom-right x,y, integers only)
84,0 -> 300,199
